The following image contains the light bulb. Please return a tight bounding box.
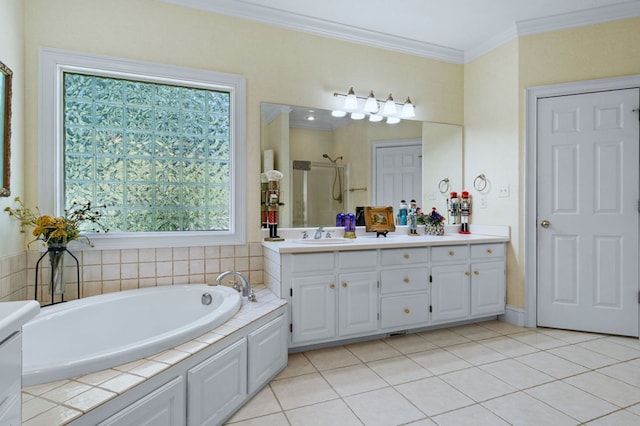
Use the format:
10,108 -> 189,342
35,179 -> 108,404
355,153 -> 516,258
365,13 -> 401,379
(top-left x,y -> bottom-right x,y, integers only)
369,114 -> 383,122
364,90 -> 378,113
331,110 -> 347,117
383,94 -> 397,115
344,87 -> 358,110
401,97 -> 415,118
386,116 -> 400,124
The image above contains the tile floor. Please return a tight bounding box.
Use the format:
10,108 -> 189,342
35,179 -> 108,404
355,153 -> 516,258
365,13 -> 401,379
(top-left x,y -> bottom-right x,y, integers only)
225,321 -> 640,425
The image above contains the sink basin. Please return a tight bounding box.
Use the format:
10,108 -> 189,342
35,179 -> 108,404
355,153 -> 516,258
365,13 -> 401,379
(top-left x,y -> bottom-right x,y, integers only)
292,238 -> 353,245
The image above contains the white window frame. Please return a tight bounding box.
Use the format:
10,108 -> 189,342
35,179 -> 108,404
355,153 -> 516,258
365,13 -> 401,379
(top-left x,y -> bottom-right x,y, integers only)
38,48 -> 246,249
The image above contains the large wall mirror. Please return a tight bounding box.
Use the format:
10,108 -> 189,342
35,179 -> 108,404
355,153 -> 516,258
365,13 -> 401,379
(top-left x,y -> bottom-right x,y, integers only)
0,60 -> 12,197
261,102 -> 462,228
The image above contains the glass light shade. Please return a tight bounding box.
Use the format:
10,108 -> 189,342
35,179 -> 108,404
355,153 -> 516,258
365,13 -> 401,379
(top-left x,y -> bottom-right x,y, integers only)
350,112 -> 365,120
386,116 -> 401,124
344,87 -> 358,110
383,94 -> 397,115
369,114 -> 383,122
401,97 -> 415,118
364,90 -> 378,113
331,110 -> 347,117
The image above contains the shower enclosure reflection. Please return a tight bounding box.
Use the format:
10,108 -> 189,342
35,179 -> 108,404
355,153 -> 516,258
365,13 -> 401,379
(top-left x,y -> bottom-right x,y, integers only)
291,157 -> 349,227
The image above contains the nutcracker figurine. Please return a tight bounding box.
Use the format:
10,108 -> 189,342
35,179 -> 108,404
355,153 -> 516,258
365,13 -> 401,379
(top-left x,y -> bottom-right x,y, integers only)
408,199 -> 420,235
459,191 -> 471,234
264,170 -> 285,241
448,191 -> 460,225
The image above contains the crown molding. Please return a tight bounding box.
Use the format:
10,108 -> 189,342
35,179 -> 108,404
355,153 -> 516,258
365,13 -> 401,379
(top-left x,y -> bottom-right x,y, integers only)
464,25 -> 519,63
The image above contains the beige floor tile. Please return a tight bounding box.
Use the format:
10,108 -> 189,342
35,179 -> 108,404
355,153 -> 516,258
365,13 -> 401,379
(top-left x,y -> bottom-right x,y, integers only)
449,323 -> 501,341
482,391 -> 576,426
225,412 -> 289,426
479,336 -> 539,357
321,364 -> 388,397
227,386 -> 282,423
477,320 -> 528,335
605,336 -> 640,351
628,403 -> 640,416
565,371 -> 640,407
549,344 -> 618,369
97,372 -> 146,394
480,359 -> 554,389
344,387 -> 425,426
404,419 -> 437,426
537,328 -> 604,344
445,341 -> 507,365
304,345 -> 361,371
345,339 -> 402,362
440,367 -> 516,402
586,409 -> 640,426
383,333 -> 438,354
510,331 -> 568,350
269,373 -> 338,410
410,348 -> 472,375
396,376 -> 474,416
418,328 -> 471,347
515,351 -> 588,379
285,399 -> 362,426
22,397 -> 57,422
578,338 -> 640,361
433,403 -> 510,426
526,381 -> 618,422
273,352 -> 316,380
367,356 -> 432,385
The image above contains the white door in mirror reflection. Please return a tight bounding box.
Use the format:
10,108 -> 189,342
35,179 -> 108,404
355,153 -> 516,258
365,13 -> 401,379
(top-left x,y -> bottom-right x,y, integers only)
373,140 -> 422,211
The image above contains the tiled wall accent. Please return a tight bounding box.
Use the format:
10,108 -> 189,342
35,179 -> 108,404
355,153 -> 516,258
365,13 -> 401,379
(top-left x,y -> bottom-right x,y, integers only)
1,243 -> 264,304
0,252 -> 29,301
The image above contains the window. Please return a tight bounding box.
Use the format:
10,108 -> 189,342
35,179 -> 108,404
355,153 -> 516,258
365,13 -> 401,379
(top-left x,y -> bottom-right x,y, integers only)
39,48 -> 246,249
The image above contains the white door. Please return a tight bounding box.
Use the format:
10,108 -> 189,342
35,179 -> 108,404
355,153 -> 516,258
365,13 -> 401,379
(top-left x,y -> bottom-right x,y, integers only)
374,141 -> 422,208
537,88 -> 639,337
338,271 -> 378,336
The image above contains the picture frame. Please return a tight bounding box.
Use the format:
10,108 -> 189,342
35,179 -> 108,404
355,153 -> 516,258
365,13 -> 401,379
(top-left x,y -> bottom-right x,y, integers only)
364,206 -> 396,234
0,59 -> 12,197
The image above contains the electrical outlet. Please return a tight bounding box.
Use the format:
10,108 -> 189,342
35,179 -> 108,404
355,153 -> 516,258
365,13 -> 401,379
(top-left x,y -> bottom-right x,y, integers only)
480,196 -> 487,209
498,185 -> 510,198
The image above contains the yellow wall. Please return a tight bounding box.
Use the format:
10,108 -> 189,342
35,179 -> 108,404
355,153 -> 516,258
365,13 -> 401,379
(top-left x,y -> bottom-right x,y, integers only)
0,0 -> 25,258
21,0 -> 464,243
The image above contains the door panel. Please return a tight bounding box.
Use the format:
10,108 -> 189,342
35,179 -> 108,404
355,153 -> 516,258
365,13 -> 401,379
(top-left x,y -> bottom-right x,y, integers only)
374,142 -> 422,207
537,88 -> 639,337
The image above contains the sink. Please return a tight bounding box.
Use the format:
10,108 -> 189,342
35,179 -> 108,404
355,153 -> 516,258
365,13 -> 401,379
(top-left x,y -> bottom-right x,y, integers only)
292,238 -> 353,245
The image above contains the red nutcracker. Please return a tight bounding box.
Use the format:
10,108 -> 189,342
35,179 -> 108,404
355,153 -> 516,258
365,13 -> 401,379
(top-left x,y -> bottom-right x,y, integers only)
459,191 -> 471,234
264,170 -> 284,241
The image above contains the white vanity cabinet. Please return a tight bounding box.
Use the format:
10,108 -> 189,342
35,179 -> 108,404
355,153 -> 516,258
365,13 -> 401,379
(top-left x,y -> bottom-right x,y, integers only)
287,250 -> 378,346
470,244 -> 506,316
379,247 -> 430,329
248,314 -> 288,394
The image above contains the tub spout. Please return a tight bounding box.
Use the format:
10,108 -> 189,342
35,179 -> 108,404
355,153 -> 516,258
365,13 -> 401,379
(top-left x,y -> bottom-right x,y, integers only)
215,271 -> 254,301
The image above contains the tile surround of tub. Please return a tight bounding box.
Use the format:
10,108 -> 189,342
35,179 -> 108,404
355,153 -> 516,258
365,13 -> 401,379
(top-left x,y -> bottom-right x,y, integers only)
0,243 -> 264,303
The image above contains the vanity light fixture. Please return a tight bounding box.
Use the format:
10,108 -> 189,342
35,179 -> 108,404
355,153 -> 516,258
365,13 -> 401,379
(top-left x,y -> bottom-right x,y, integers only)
332,87 -> 415,124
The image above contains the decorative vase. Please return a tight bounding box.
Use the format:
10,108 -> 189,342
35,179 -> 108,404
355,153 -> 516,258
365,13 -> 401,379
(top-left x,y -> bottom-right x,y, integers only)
425,222 -> 445,236
48,243 -> 66,295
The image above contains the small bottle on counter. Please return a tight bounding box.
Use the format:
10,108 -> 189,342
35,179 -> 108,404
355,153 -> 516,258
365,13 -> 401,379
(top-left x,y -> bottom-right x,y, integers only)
336,212 -> 345,227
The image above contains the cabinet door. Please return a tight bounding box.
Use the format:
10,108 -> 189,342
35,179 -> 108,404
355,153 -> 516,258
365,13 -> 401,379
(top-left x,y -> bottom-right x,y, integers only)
431,264 -> 470,323
248,315 -> 287,394
99,377 -> 185,426
188,339 -> 247,426
471,262 -> 506,317
291,274 -> 336,344
338,271 -> 379,337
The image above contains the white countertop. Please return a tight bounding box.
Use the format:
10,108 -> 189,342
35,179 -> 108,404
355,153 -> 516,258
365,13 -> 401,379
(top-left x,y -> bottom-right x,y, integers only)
0,300 -> 40,342
262,224 -> 509,254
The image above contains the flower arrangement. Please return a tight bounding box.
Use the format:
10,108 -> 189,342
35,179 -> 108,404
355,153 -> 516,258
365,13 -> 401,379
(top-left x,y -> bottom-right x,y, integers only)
4,197 -> 108,247
418,207 -> 446,236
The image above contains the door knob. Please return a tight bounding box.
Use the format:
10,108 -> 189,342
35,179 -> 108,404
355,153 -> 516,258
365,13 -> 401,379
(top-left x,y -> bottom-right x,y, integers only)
540,220 -> 550,228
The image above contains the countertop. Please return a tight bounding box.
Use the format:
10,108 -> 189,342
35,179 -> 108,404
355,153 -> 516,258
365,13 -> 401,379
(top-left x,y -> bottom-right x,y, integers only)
262,224 -> 510,254
0,300 -> 40,343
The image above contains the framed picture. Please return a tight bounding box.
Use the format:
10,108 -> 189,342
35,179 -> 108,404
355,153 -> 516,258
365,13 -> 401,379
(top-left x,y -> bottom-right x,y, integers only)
0,59 -> 12,197
364,206 -> 396,234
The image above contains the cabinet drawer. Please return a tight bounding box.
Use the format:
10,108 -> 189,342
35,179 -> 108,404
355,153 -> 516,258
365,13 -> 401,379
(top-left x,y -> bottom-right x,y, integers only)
381,293 -> 430,329
338,250 -> 377,269
380,247 -> 429,266
290,252 -> 334,273
380,267 -> 429,294
431,245 -> 469,262
471,243 -> 505,260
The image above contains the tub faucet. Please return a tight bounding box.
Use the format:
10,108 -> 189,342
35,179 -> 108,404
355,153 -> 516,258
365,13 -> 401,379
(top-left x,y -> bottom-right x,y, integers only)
215,271 -> 256,302
314,226 -> 324,239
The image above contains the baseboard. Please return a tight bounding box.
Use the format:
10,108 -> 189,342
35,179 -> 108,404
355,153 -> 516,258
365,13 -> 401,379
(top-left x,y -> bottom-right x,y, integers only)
499,305 -> 526,327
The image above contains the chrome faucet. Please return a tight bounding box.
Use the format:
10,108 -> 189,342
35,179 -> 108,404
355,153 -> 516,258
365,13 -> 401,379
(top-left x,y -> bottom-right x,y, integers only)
214,271 -> 256,302
314,226 -> 324,239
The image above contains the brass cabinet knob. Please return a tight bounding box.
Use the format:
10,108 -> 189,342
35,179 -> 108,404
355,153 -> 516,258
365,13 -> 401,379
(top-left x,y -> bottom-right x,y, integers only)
465,271 -> 470,276
487,249 -> 493,254
449,251 -> 454,256
403,277 -> 410,284
403,253 -> 410,259
342,282 -> 348,288
329,283 -> 335,289
474,270 -> 480,275
404,308 -> 410,314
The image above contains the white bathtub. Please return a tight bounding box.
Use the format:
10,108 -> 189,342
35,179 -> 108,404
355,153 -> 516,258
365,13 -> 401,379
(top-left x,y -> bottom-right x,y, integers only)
22,284 -> 242,386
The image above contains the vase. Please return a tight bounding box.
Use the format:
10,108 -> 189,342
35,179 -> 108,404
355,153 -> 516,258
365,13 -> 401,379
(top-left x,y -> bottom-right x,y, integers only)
425,222 -> 445,236
47,243 -> 66,295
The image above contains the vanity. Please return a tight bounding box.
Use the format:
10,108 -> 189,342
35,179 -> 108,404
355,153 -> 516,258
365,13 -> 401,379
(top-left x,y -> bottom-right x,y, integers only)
263,225 -> 509,350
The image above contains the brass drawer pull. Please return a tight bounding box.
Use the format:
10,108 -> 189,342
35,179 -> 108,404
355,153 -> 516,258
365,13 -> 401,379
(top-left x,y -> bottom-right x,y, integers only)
342,282 -> 348,288
330,283 -> 335,289
474,270 -> 479,275
403,278 -> 410,284
487,249 -> 493,254
403,253 -> 410,259
465,271 -> 470,276
404,308 -> 410,314
449,251 -> 455,256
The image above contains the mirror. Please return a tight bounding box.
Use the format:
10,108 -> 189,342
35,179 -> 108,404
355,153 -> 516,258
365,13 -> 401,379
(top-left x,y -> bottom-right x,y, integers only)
0,60 -> 12,197
260,102 -> 462,228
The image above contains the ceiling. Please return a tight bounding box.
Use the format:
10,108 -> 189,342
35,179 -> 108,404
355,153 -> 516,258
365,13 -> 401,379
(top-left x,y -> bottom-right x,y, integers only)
162,0 -> 640,63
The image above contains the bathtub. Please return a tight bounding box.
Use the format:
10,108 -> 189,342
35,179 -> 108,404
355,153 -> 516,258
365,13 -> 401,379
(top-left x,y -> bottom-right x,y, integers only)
22,284 -> 242,386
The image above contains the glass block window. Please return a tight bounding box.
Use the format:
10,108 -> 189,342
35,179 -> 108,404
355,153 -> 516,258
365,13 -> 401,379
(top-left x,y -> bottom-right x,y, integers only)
63,73 -> 231,233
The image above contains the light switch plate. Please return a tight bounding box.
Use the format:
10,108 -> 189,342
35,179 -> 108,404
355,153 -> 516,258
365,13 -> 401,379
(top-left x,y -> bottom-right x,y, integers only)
498,185 -> 510,198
